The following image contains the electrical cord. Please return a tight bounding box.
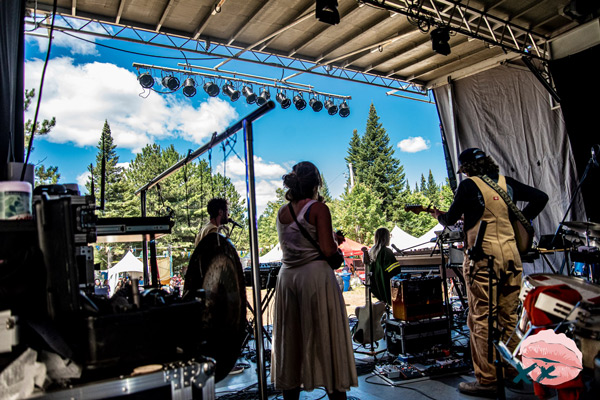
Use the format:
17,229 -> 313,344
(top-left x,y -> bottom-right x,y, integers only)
365,374 -> 438,400
22,0 -> 58,181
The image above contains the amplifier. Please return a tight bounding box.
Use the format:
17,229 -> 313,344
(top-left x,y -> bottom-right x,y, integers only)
385,317 -> 450,355
390,275 -> 443,321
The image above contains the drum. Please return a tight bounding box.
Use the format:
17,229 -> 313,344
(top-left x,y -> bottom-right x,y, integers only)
519,274 -> 600,369
519,274 -> 600,325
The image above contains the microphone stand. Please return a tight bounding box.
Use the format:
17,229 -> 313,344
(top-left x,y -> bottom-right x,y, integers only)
468,222 -> 506,400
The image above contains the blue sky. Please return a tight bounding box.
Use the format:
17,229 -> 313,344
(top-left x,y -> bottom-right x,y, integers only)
24,27 -> 446,215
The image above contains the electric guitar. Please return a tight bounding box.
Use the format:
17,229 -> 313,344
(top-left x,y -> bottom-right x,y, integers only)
404,204 -> 436,215
352,248 -> 386,345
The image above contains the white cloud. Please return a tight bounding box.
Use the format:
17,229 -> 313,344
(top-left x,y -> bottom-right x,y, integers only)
218,156 -> 287,179
24,57 -> 238,152
116,162 -> 130,170
220,157 -> 286,215
76,171 -> 90,193
397,136 -> 431,153
27,28 -> 100,56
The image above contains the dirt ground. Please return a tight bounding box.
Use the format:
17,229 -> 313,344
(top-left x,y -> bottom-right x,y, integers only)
245,279 -> 368,327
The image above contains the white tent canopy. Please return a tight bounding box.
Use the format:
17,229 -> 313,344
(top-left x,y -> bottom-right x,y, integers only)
107,250 -> 143,296
259,243 -> 282,263
389,226 -> 421,251
411,223 -> 445,250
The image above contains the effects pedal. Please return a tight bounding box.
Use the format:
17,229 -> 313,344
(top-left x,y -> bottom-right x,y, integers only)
375,363 -> 423,380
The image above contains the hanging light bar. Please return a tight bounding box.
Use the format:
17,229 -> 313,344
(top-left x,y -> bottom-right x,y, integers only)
133,63 -> 351,117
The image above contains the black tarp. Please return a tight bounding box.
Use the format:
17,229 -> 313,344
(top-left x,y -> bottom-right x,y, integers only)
0,0 -> 25,179
549,44 -> 600,223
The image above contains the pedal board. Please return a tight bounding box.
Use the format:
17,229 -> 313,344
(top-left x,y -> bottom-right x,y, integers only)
375,363 -> 423,380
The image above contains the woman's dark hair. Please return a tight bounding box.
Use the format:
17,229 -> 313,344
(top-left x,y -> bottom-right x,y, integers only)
460,156 -> 499,176
282,161 -> 322,202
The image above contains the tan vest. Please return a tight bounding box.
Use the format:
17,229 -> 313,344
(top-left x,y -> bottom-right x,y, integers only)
465,175 -> 520,266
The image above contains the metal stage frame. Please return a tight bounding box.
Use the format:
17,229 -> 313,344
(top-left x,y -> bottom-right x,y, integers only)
134,100 -> 276,400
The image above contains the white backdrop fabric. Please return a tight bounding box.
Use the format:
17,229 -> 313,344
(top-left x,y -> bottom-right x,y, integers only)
433,65 -> 586,274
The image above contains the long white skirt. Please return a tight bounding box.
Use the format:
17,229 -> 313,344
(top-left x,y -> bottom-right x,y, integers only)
271,260 -> 358,393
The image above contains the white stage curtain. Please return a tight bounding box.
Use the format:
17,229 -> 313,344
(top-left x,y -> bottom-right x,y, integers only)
433,65 -> 586,274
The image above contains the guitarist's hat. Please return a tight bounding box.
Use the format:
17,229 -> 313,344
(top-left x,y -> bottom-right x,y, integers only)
457,147 -> 486,173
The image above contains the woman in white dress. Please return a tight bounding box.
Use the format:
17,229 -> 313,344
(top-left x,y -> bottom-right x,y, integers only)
271,161 -> 358,400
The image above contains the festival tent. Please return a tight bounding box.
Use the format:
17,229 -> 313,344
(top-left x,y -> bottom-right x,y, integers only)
259,243 -> 282,263
107,250 -> 144,297
389,225 -> 421,251
411,223 -> 445,250
339,237 -> 366,257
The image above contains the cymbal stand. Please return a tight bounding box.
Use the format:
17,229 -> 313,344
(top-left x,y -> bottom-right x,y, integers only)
551,147 -> 598,248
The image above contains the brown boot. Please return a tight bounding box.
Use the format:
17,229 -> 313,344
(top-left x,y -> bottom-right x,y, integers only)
458,381 -> 497,397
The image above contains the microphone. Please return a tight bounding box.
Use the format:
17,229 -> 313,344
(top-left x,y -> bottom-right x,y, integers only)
592,144 -> 599,167
225,218 -> 243,229
391,244 -> 404,255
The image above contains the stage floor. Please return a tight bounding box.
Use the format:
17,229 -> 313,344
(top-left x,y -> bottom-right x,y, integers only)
214,322 -> 566,400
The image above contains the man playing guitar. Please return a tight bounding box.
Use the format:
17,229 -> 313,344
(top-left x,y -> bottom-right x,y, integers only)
429,148 -> 548,397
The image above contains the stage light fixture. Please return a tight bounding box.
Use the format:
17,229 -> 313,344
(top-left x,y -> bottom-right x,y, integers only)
203,81 -> 220,97
338,101 -> 350,118
316,0 -> 340,25
431,27 -> 451,56
242,86 -> 257,104
222,82 -> 240,101
161,75 -> 180,91
182,78 -> 197,97
293,94 -> 307,110
276,92 -> 291,109
138,72 -> 155,89
256,88 -> 271,106
324,99 -> 338,115
309,97 -> 323,112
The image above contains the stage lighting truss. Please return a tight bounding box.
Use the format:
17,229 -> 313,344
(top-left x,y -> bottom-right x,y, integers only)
133,63 -> 351,117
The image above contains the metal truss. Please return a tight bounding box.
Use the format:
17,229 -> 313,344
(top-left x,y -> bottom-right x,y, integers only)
24,11 -> 430,99
361,0 -> 550,60
133,62 -> 352,100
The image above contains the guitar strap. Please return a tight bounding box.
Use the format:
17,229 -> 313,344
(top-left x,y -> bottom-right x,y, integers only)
287,203 -> 325,258
479,174 -> 533,235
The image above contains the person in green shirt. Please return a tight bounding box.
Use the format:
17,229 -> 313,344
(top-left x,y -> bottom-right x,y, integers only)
365,227 -> 400,305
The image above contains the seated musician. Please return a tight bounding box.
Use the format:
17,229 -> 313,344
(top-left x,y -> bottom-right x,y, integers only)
364,227 -> 400,305
194,197 -> 229,246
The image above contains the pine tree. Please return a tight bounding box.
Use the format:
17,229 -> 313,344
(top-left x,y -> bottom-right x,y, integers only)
425,170 -> 439,206
35,165 -> 61,185
24,89 -> 60,186
344,129 -> 362,188
86,120 -> 130,218
320,173 -> 333,203
419,174 -> 426,192
257,188 -> 286,255
350,103 -> 406,219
